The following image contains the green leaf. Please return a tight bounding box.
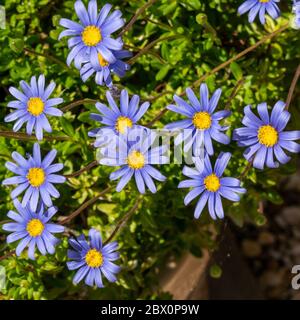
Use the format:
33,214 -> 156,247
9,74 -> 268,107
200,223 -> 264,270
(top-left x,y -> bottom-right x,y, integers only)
60,117 -> 75,136
155,65 -> 170,81
209,264 -> 222,279
9,38 -> 24,53
230,62 -> 243,80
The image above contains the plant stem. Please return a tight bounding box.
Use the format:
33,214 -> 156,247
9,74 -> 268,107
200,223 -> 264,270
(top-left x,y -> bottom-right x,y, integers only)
239,161 -> 253,181
286,64 -> 300,110
128,35 -> 184,65
24,47 -> 69,72
60,187 -> 112,225
0,250 -> 15,262
104,198 -> 142,245
62,98 -> 98,112
65,160 -> 98,178
118,0 -> 158,37
147,23 -> 289,126
224,78 -> 245,110
0,130 -> 70,141
148,90 -> 173,102
191,23 -> 289,89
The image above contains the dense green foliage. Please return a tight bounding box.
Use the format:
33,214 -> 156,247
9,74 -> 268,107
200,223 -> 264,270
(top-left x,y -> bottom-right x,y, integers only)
0,0 -> 299,299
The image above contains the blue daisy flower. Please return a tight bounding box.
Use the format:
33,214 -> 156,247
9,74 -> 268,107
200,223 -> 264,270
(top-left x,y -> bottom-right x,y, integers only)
293,0 -> 300,28
179,152 -> 246,220
89,89 -> 150,146
80,49 -> 131,87
233,101 -> 300,169
99,134 -> 167,193
59,1 -> 125,69
5,75 -> 63,140
238,0 -> 280,25
165,84 -> 231,156
2,199 -> 64,260
67,229 -> 120,288
2,143 -> 66,211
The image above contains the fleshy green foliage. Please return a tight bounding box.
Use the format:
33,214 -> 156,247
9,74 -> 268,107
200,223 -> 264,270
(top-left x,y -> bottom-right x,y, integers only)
0,0 -> 299,299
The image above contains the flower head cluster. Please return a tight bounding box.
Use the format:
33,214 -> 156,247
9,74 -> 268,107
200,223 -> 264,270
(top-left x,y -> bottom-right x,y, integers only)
165,84 -> 231,156
2,0 -> 300,293
5,75 -> 63,140
3,200 -> 64,260
179,153 -> 246,220
89,87 -> 167,194
67,229 -> 120,288
59,0 -> 130,87
238,0 -> 281,24
233,101 -> 300,169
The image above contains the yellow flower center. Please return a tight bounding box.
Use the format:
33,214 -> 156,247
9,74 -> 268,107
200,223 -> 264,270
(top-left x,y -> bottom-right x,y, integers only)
98,53 -> 109,67
204,174 -> 220,192
27,97 -> 44,116
127,150 -> 145,170
26,219 -> 44,237
85,248 -> 103,268
257,125 -> 278,147
82,25 -> 102,46
115,116 -> 133,134
259,0 -> 270,3
192,112 -> 212,130
27,168 -> 45,187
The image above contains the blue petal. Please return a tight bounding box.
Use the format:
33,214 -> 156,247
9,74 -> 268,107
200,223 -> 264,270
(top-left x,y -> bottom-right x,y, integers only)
73,265 -> 89,284
279,140 -> 300,153
270,100 -> 285,127
186,87 -> 200,111
15,235 -> 31,256
214,152 -> 231,177
219,186 -> 240,202
134,170 -> 145,194
85,268 -> 96,287
208,88 -> 222,113
89,229 -> 102,251
74,0 -> 90,26
141,170 -> 157,193
7,231 -> 27,243
144,165 -> 166,182
101,266 -> 117,283
274,144 -> 291,164
132,102 -> 150,122
67,260 -> 86,271
116,168 -> 134,192
97,4 -> 112,26
208,192 -> 217,220
184,186 -> 205,205
120,89 -> 129,115
248,3 -> 261,23
94,268 -> 104,288
9,87 -> 28,103
42,149 -> 57,169
257,102 -> 269,123
194,191 -> 209,219
279,131 -> 300,141
47,174 -> 66,184
253,145 -> 267,169
215,193 -> 224,219
200,84 -> 209,111
238,0 -> 256,15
